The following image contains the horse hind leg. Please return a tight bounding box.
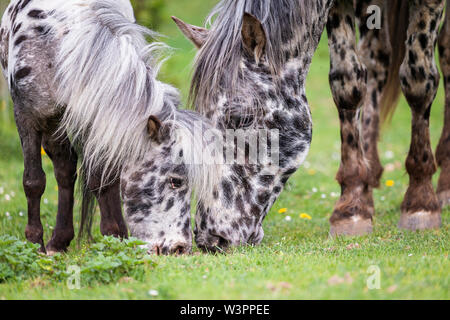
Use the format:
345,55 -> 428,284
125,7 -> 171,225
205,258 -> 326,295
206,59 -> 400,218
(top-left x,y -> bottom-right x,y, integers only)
15,110 -> 46,252
436,4 -> 450,207
327,0 -> 373,236
356,0 -> 394,189
398,0 -> 445,230
42,131 -> 77,254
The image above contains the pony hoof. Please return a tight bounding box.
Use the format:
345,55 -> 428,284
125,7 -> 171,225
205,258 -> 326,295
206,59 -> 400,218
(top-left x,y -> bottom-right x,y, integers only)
330,216 -> 373,236
45,244 -> 68,256
437,190 -> 450,207
46,249 -> 59,256
398,211 -> 441,231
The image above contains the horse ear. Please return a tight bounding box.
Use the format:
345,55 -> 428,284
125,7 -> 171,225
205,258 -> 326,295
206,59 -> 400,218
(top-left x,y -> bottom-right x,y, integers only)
241,13 -> 267,64
147,115 -> 162,143
172,16 -> 209,49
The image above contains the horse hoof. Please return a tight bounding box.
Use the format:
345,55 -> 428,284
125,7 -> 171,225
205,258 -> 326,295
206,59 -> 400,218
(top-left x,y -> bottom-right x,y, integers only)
45,237 -> 72,255
398,210 -> 441,231
45,244 -> 68,255
46,249 -> 59,256
330,216 -> 373,236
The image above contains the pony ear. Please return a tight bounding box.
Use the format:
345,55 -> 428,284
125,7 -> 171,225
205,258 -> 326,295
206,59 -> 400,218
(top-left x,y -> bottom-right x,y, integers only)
147,115 -> 162,143
241,13 -> 267,64
172,16 -> 209,49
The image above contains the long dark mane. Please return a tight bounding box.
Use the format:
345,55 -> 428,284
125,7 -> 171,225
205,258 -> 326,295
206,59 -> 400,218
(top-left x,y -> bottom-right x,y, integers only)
190,0 -> 316,114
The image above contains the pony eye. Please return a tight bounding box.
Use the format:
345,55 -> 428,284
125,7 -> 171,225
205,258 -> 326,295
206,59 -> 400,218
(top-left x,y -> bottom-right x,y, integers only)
169,177 -> 183,189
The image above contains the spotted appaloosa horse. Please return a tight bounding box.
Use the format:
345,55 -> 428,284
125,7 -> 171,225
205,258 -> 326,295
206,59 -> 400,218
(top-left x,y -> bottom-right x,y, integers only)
0,0 -> 205,255
169,0 -> 449,250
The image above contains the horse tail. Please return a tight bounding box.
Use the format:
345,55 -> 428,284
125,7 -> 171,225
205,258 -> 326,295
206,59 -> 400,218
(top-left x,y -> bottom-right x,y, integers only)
379,0 -> 409,123
55,0 -> 169,186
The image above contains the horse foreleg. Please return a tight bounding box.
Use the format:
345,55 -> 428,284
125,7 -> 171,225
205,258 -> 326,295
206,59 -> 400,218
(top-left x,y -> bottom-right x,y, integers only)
88,176 -> 128,238
398,0 -> 444,230
15,111 -> 46,252
42,132 -> 77,254
327,0 -> 372,236
436,4 -> 450,207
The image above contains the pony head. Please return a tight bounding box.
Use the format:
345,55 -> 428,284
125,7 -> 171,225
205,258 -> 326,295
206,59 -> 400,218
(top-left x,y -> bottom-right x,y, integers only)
172,0 -> 316,252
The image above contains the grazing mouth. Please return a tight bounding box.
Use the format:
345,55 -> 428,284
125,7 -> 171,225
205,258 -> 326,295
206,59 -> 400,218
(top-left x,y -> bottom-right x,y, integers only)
146,241 -> 192,256
196,233 -> 230,253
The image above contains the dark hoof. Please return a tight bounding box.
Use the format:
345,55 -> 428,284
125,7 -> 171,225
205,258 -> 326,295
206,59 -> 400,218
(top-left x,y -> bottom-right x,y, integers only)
330,216 -> 373,236
45,240 -> 71,256
398,210 -> 441,230
45,229 -> 74,255
45,248 -> 63,256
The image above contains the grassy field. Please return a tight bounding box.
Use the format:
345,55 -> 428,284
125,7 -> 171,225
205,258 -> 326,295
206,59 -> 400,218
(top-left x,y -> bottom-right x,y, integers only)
0,1 -> 448,300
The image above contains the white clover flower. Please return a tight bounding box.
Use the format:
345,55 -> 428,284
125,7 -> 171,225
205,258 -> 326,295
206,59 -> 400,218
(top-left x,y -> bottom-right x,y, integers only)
148,289 -> 159,297
385,150 -> 394,159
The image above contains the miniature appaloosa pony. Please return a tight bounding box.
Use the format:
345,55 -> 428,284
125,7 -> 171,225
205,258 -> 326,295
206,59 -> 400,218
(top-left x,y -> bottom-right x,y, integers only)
168,0 -> 449,251
0,0 -> 205,255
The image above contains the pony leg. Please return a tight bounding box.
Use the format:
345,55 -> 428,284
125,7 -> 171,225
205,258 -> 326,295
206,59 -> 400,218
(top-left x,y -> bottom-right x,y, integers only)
15,113 -> 46,251
327,0 -> 372,236
42,132 -> 77,254
398,0 -> 444,230
356,0 -> 391,188
88,176 -> 128,238
436,4 -> 450,207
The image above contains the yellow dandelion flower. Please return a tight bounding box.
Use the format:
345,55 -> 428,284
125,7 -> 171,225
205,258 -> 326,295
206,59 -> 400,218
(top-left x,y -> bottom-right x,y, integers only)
307,169 -> 317,176
385,180 -> 395,187
278,208 -> 287,214
41,147 -> 46,156
300,213 -> 312,220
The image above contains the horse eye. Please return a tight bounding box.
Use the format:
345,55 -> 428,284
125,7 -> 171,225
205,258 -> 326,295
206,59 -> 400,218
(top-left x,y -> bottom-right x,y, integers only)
169,177 -> 183,189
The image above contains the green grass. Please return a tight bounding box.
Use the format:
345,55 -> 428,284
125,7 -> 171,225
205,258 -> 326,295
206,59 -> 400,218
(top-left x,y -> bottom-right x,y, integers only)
0,1 -> 448,299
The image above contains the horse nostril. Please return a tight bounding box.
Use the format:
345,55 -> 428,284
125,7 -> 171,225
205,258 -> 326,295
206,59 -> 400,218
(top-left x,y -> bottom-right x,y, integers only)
170,242 -> 190,255
199,234 -> 229,253
148,245 -> 162,256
